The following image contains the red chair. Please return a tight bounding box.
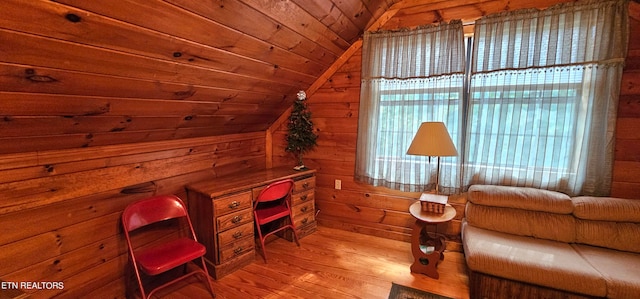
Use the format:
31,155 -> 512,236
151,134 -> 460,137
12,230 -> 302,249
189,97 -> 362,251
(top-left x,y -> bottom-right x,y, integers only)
253,179 -> 300,262
122,195 -> 215,299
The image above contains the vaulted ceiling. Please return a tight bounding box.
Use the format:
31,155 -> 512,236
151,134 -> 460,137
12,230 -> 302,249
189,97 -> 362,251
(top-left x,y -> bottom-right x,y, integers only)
0,0 -> 603,154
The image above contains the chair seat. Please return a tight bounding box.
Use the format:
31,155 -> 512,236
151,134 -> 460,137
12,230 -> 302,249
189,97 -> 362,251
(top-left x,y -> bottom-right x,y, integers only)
255,205 -> 290,225
137,237 -> 206,276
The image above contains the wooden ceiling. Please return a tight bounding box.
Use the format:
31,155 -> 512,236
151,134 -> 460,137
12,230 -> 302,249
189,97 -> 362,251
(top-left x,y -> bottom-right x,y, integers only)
0,0 -> 583,154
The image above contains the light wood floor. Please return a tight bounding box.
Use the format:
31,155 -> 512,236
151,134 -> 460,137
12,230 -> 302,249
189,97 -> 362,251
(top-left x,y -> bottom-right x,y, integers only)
152,226 -> 469,299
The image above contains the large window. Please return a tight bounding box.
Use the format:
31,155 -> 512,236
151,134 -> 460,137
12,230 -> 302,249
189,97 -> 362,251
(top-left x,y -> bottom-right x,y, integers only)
466,72 -> 583,184
355,21 -> 465,192
356,0 -> 628,196
377,82 -> 463,159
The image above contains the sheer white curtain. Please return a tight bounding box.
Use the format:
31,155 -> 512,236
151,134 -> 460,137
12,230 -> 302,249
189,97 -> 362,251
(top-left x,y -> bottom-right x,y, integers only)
356,21 -> 466,193
465,0 -> 629,195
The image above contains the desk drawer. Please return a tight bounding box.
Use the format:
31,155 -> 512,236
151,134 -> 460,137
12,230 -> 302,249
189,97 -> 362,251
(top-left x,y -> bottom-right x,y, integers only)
285,210 -> 316,241
219,236 -> 254,263
293,177 -> 315,193
217,209 -> 251,232
292,200 -> 315,219
292,189 -> 314,206
293,209 -> 315,228
251,177 -> 315,199
218,221 -> 254,246
213,191 -> 252,216
295,220 -> 317,239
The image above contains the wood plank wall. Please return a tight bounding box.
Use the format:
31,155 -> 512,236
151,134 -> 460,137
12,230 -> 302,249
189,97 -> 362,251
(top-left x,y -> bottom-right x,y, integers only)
0,133 -> 266,298
613,8 -> 640,199
272,3 -> 640,252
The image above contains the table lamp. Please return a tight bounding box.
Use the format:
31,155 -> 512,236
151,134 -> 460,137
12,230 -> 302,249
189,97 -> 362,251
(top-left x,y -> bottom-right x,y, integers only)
406,122 -> 458,194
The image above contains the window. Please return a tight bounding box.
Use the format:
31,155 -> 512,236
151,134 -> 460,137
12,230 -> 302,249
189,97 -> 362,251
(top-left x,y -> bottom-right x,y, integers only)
466,71 -> 583,182
377,81 -> 463,159
356,0 -> 628,196
356,21 -> 465,192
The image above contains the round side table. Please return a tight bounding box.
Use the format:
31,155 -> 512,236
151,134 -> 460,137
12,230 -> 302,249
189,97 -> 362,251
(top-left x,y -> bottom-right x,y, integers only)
408,201 -> 456,279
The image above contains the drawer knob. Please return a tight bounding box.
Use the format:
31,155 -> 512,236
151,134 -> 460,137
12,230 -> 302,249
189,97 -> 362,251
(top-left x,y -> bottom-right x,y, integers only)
233,231 -> 243,239
232,215 -> 242,223
233,247 -> 243,255
228,201 -> 240,209
301,218 -> 308,225
300,206 -> 308,213
300,195 -> 308,201
302,182 -> 310,189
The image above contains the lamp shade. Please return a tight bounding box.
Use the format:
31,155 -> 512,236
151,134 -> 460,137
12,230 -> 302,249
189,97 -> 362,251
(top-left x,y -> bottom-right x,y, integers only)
407,122 -> 458,157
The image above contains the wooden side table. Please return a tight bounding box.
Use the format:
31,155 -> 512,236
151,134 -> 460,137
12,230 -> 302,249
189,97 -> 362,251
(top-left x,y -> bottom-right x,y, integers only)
408,201 -> 456,279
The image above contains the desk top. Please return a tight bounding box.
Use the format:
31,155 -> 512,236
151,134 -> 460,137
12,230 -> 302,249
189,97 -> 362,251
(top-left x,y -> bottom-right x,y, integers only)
186,166 -> 316,198
409,201 -> 456,224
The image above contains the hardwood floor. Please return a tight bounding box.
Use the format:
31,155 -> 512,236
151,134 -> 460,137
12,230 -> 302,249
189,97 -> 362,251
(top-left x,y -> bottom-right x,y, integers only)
152,226 -> 469,299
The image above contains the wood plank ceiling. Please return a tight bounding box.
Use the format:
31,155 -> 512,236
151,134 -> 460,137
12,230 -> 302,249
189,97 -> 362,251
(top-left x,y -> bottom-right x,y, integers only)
0,0 -> 404,154
0,0 -> 585,154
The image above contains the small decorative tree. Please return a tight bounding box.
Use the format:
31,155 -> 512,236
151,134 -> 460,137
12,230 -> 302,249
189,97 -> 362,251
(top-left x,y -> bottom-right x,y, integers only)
286,91 -> 318,170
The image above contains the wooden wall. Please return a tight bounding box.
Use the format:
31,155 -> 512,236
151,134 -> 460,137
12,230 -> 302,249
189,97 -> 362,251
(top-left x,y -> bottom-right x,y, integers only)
0,133 -> 265,298
272,1 -> 640,252
613,4 -> 640,199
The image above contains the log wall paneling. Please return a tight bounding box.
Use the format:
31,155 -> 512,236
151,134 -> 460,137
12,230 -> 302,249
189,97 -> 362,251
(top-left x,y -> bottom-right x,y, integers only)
613,12 -> 640,199
0,133 -> 266,298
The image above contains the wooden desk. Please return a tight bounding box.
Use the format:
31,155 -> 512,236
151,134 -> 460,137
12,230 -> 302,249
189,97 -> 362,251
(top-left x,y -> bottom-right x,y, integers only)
408,201 -> 456,279
186,166 -> 316,279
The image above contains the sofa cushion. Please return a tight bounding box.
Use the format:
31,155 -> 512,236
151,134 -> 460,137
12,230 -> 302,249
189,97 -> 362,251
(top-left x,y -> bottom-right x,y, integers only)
572,244 -> 640,299
468,185 -> 573,214
572,196 -> 640,222
462,222 -> 607,297
465,202 -> 576,242
576,219 -> 640,254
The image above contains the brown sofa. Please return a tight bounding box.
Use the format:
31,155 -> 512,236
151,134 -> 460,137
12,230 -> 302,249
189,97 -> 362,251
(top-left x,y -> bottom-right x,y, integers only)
462,185 -> 640,299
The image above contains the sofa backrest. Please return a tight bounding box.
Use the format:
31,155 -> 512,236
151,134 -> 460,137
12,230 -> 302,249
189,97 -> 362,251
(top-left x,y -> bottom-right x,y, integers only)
466,185 -> 576,242
465,202 -> 577,242
572,196 -> 640,253
468,185 -> 573,213
466,185 -> 640,253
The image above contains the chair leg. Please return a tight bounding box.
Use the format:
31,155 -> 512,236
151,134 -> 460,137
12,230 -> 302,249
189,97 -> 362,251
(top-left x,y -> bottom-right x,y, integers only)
124,254 -> 149,299
256,223 -> 268,263
289,215 -> 301,247
256,217 -> 301,263
198,257 -> 216,298
292,229 -> 301,247
261,237 -> 268,262
131,265 -> 148,299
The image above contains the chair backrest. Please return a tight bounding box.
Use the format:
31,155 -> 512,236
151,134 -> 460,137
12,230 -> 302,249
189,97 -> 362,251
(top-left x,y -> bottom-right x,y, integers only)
255,179 -> 294,204
122,195 -> 189,232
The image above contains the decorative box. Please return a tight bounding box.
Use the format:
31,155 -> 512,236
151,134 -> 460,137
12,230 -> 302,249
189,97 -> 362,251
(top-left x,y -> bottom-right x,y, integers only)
418,193 -> 448,214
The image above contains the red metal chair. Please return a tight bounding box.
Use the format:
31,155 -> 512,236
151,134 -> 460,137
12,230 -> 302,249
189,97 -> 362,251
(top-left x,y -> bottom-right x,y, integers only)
253,179 -> 300,262
122,195 -> 215,299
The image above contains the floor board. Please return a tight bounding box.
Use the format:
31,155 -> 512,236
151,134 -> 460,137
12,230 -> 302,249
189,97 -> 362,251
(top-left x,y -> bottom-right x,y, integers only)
153,226 -> 469,299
